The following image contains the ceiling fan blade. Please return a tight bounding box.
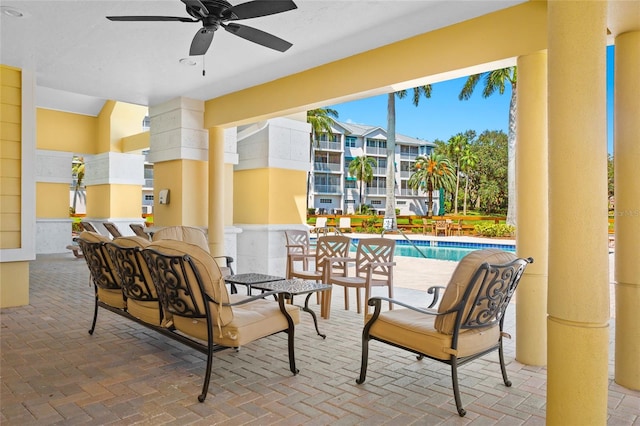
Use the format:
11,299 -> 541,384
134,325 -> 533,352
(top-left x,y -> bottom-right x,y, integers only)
223,23 -> 292,52
190,28 -> 215,56
107,16 -> 197,22
225,0 -> 297,20
181,0 -> 209,19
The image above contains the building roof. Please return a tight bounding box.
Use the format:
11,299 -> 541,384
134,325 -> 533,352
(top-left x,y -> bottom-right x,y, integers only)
334,121 -> 433,147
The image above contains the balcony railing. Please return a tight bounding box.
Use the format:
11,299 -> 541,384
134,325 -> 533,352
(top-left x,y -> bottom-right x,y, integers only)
366,187 -> 387,195
399,188 -> 420,196
316,141 -> 342,151
314,163 -> 342,172
313,185 -> 342,193
364,147 -> 386,156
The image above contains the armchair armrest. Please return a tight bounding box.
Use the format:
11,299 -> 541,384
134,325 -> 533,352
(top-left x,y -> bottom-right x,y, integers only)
213,255 -> 235,275
427,285 -> 446,308
365,296 -> 439,326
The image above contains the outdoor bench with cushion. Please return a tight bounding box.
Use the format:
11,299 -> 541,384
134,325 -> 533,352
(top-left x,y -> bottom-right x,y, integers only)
77,231 -> 300,402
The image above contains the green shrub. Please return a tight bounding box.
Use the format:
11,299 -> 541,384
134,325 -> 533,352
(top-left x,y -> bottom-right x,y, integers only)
474,223 -> 515,237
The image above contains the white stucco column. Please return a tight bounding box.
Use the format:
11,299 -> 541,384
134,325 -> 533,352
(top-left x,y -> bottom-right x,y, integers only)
35,149 -> 74,253
84,151 -> 145,236
233,117 -> 311,275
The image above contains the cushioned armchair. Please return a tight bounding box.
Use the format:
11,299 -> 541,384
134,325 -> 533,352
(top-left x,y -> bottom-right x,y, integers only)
142,240 -> 301,402
356,249 -> 533,417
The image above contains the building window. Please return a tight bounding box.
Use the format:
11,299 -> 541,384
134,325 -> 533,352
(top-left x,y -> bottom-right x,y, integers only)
144,195 -> 154,201
345,179 -> 357,188
397,201 -> 407,205
345,136 -> 357,147
371,200 -> 382,205
345,200 -> 355,204
320,198 -> 332,204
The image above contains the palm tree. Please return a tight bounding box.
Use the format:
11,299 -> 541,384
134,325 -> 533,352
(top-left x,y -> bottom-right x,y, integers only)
386,85 -> 432,229
459,67 -> 517,225
71,156 -> 85,214
307,108 -> 339,211
445,133 -> 467,214
408,153 -> 455,216
348,155 -> 377,212
460,146 -> 479,215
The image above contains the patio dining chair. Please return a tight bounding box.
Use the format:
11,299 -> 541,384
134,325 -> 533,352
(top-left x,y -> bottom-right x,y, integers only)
284,229 -> 314,279
288,235 -> 351,318
326,237 -> 395,318
356,249 -> 533,416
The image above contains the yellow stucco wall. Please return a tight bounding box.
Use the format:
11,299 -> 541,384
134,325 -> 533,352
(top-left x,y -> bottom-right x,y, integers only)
86,184 -> 143,218
0,261 -> 29,308
153,159 -> 208,226
36,183 -> 71,218
37,109 -> 98,153
121,131 -> 150,153
234,168 -> 307,224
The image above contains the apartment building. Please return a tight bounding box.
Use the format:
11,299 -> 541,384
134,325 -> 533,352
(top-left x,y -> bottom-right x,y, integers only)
309,121 -> 436,216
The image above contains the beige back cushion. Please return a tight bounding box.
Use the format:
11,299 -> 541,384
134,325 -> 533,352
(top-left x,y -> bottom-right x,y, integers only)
147,239 -> 233,326
435,249 -> 516,334
152,226 -> 209,253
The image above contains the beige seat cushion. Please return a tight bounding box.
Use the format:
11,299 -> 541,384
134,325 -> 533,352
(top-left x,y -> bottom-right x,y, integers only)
173,294 -> 300,347
435,249 -> 516,334
152,226 -> 209,253
370,308 -> 499,360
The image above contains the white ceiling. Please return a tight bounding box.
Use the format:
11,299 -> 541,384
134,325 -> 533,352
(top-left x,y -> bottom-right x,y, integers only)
1,1 -> 526,116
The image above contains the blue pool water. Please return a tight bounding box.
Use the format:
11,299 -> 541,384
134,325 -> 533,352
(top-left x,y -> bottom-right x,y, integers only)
351,239 -> 516,262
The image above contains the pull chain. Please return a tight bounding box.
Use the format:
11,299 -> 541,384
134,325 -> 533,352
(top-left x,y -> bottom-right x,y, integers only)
202,55 -> 206,77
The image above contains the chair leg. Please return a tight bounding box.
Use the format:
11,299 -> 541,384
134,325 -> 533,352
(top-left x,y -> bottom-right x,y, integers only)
498,338 -> 512,387
344,287 -> 350,311
356,329 -> 370,384
88,293 -> 99,335
388,285 -> 394,311
355,287 -> 362,314
321,287 -> 332,319
198,338 -> 215,402
450,358 -> 467,417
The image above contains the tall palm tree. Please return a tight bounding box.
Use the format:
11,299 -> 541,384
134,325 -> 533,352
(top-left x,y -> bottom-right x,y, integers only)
459,67 -> 517,225
460,146 -> 479,215
348,155 -> 377,212
71,156 -> 85,214
445,133 -> 468,214
408,153 -> 455,216
307,108 -> 339,211
386,85 -> 432,229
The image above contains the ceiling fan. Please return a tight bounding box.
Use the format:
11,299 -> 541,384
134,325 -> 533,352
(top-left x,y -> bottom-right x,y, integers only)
107,0 -> 297,56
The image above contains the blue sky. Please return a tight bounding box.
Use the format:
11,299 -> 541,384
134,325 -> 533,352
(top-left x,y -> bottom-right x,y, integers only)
329,46 -> 615,154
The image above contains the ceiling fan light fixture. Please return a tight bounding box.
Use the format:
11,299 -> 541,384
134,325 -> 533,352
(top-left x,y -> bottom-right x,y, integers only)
179,58 -> 197,66
1,6 -> 25,18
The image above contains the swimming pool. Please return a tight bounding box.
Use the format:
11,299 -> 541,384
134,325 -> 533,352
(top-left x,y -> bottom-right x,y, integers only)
351,238 -> 516,262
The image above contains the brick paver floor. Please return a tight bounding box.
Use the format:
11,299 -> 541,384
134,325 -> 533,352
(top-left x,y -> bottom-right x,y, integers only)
1,252 -> 637,425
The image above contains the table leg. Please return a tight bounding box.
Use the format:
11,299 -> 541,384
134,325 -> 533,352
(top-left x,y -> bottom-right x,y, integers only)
278,294 -> 299,374
303,293 -> 326,339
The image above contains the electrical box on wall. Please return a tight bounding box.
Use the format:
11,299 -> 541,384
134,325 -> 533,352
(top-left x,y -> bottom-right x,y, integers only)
158,189 -> 170,205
